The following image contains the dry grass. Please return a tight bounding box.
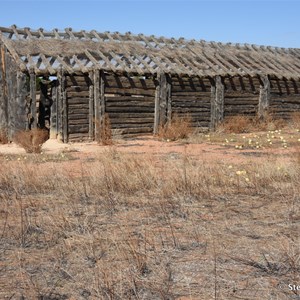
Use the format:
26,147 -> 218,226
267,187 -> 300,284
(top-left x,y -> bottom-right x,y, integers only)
97,114 -> 114,145
290,111 -> 300,129
158,113 -> 192,141
13,128 -> 49,153
0,128 -> 8,144
217,114 -> 286,134
0,145 -> 299,299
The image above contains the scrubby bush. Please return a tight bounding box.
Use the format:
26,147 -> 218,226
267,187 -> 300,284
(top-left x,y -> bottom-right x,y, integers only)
0,128 -> 8,144
158,113 -> 192,141
14,128 -> 49,153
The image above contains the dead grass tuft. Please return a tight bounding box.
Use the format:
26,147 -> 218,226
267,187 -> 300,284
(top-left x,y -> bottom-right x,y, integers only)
290,111 -> 300,129
218,114 -> 286,133
97,113 -> 114,145
13,128 -> 49,153
158,113 -> 192,141
0,128 -> 8,144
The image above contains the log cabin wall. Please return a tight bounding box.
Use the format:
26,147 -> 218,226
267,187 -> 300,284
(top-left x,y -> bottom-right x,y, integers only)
269,77 -> 300,119
223,76 -> 260,117
103,73 -> 157,136
171,76 -> 212,129
65,74 -> 92,142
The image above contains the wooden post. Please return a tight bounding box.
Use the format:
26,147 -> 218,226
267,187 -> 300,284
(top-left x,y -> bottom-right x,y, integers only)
5,51 -> 17,139
0,45 -> 8,132
29,71 -> 37,129
154,72 -> 171,134
58,68 -> 67,142
93,69 -> 100,139
50,80 -> 58,139
94,70 -> 105,140
88,71 -> 94,140
258,75 -> 270,119
62,73 -> 68,143
16,71 -> 27,132
210,75 -> 224,130
100,70 -> 105,133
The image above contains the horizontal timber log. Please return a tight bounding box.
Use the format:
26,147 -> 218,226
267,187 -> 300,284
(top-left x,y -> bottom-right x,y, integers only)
68,124 -> 89,133
111,127 -> 153,134
104,75 -> 157,89
104,88 -> 155,96
172,92 -> 212,97
67,98 -> 89,104
66,86 -> 90,92
67,91 -> 90,97
68,119 -> 89,125
106,102 -> 155,107
67,113 -> 89,119
109,118 -> 154,124
105,106 -> 155,112
105,96 -> 154,102
108,113 -> 154,119
110,123 -> 154,129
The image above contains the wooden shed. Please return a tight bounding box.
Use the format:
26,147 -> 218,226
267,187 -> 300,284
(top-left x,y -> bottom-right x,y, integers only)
1,25 -> 300,142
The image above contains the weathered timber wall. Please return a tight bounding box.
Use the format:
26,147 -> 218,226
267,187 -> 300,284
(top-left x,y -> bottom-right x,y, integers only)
171,76 -> 212,128
65,74 -> 91,141
269,77 -> 300,119
223,76 -> 260,117
104,74 -> 157,135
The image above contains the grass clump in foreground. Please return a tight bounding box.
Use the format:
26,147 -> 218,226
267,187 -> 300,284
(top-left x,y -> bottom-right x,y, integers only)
217,114 -> 286,134
0,147 -> 299,299
158,113 -> 192,141
13,128 -> 49,153
97,113 -> 114,146
0,128 -> 8,144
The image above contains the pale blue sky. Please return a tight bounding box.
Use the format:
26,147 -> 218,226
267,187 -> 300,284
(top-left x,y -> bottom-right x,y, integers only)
1,0 -> 300,48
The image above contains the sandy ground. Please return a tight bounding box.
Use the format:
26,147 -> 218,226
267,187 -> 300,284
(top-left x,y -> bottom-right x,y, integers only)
0,136 -> 293,166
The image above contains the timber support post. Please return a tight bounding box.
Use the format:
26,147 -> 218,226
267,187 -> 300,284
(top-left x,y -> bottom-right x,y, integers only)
154,72 -> 171,134
16,71 -> 27,133
258,75 -> 270,119
88,71 -> 94,140
210,75 -> 224,130
58,67 -> 67,142
50,79 -> 58,139
94,69 -> 105,141
0,44 -> 8,133
29,70 -> 37,129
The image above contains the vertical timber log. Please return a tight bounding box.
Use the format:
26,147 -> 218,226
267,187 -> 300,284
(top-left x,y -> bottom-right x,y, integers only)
50,80 -> 58,139
154,73 -> 171,134
210,75 -> 224,129
58,68 -> 67,142
88,71 -> 94,140
93,70 -> 100,139
0,45 -> 8,132
258,75 -> 270,119
29,71 -> 37,129
94,70 -> 105,141
6,51 -> 17,139
62,73 -> 68,143
16,71 -> 27,132
100,70 -> 105,136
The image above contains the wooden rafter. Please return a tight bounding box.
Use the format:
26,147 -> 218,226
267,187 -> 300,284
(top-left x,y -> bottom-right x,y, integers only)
0,25 -> 300,79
